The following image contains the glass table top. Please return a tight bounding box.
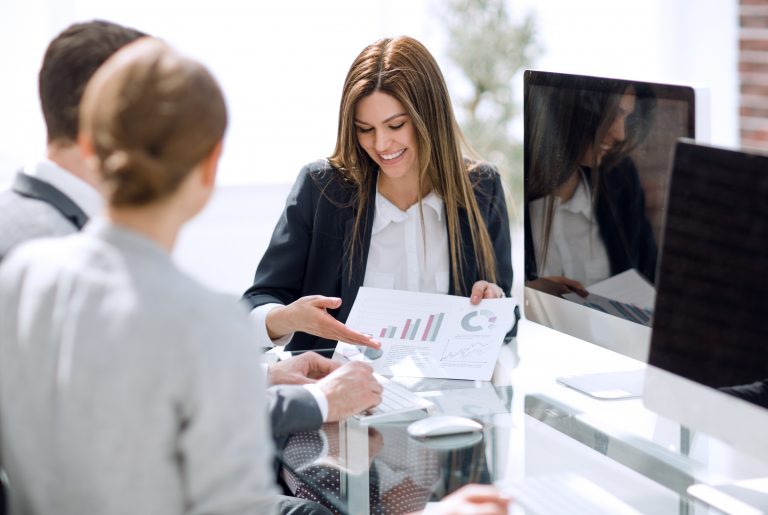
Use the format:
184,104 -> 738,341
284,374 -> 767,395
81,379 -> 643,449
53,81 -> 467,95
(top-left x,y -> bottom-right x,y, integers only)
275,322 -> 768,514
278,382 -> 514,514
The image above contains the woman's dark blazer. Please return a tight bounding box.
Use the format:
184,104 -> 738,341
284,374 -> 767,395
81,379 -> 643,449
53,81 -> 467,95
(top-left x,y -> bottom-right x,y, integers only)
243,159 -> 518,351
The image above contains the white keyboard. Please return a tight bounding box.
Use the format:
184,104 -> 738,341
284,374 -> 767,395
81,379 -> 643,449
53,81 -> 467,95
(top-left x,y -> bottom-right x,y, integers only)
355,373 -> 435,423
497,473 -> 642,515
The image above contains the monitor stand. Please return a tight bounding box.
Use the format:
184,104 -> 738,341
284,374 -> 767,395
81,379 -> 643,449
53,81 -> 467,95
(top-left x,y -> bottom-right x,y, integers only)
688,479 -> 768,515
556,369 -> 645,400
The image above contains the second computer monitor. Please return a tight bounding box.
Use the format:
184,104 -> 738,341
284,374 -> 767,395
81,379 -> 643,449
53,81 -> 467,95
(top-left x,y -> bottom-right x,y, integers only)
523,69 -> 706,362
644,140 -> 768,463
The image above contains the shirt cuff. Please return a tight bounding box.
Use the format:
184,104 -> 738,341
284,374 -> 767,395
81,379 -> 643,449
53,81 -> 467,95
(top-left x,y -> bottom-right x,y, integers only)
260,363 -> 271,388
303,383 -> 329,422
249,303 -> 294,347
420,503 -> 442,515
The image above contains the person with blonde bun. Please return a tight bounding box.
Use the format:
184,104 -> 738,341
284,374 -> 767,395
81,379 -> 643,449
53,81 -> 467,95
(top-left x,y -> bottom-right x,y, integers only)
0,38 -> 278,515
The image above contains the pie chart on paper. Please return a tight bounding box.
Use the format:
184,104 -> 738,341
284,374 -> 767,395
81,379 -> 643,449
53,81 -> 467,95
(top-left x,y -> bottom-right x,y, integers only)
460,310 -> 497,332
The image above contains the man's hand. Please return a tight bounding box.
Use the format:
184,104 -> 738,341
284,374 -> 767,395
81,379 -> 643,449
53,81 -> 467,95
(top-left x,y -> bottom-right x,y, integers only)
470,280 -> 506,305
266,295 -> 381,349
267,351 -> 341,386
317,361 -> 382,422
409,484 -> 511,515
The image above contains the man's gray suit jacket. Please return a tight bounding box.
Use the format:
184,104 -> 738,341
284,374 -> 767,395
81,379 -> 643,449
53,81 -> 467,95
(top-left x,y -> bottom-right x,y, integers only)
268,385 -> 323,450
0,172 -> 88,262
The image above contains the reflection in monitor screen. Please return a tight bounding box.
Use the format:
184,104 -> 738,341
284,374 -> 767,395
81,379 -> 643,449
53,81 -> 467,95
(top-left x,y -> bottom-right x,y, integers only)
523,70 -> 704,368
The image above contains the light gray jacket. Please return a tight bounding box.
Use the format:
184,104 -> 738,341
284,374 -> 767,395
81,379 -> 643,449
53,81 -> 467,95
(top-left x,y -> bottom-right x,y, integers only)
0,221 -> 277,515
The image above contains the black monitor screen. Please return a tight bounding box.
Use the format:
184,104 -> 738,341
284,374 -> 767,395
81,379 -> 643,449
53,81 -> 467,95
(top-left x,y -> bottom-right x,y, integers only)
524,70 -> 696,327
649,141 -> 768,407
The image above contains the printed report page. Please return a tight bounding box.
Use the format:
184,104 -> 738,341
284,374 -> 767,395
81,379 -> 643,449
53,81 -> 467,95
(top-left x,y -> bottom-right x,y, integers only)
336,287 -> 517,380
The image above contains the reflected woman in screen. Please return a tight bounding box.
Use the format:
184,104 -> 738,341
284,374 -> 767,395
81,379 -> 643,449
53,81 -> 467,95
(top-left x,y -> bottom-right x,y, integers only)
525,78 -> 657,296
243,36 -> 516,351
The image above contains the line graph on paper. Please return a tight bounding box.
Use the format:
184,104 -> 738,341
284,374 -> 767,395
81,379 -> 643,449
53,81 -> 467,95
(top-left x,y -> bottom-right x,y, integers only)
439,339 -> 492,363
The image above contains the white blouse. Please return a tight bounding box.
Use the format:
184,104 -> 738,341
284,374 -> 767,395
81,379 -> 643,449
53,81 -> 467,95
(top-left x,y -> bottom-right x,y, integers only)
529,171 -> 611,286
363,185 -> 450,294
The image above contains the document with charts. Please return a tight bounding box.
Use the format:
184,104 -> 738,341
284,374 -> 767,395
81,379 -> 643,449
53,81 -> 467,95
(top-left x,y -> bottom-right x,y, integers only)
335,287 -> 518,380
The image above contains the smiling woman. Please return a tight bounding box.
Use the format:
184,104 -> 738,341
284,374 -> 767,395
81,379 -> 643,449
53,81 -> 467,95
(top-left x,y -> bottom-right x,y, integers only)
354,91 -> 421,207
242,35 -> 519,352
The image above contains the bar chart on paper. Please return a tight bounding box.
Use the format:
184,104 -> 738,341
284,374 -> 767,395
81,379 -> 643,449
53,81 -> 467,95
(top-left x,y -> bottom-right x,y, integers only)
337,287 -> 518,380
353,303 -> 450,346
378,312 -> 445,341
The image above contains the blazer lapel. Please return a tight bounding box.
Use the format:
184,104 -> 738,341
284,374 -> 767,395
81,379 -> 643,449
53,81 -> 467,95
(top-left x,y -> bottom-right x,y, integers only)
12,172 -> 89,230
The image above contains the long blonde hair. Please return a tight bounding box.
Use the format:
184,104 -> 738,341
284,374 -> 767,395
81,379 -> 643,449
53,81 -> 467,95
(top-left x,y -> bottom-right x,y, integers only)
329,36 -> 497,294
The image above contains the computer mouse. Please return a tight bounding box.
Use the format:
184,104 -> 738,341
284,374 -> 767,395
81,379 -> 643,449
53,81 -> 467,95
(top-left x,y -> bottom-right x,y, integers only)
407,415 -> 483,438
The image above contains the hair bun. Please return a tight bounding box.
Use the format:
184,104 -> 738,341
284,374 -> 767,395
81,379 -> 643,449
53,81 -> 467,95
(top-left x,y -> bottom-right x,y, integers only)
103,150 -> 131,176
103,149 -> 163,177
84,41 -> 227,207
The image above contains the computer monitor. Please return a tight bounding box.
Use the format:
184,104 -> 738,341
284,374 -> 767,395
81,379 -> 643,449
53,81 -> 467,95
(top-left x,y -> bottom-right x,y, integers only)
523,70 -> 708,398
644,140 -> 768,464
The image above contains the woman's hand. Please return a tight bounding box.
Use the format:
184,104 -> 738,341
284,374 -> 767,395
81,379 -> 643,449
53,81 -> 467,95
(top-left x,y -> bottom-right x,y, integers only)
470,280 -> 506,305
526,276 -> 588,297
266,295 -> 381,349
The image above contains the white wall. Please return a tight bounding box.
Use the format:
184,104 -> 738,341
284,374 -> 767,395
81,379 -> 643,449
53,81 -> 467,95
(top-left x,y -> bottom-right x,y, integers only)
0,0 -> 432,186
514,0 -> 738,145
0,0 -> 738,188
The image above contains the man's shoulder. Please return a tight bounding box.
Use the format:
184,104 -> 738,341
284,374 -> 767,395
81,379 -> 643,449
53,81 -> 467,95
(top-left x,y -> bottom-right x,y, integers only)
0,192 -> 78,261
0,188 -> 72,223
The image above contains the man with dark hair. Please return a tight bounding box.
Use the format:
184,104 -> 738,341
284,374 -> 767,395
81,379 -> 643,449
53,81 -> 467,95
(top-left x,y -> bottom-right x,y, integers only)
0,20 -> 146,261
0,21 -> 146,515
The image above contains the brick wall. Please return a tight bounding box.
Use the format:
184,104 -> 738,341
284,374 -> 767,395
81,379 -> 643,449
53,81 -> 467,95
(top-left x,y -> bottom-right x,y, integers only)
740,0 -> 768,148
